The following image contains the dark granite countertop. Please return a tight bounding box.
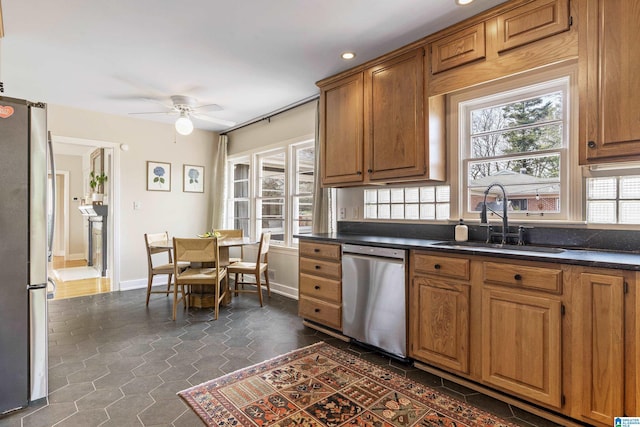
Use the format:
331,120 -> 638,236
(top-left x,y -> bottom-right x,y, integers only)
298,233 -> 640,271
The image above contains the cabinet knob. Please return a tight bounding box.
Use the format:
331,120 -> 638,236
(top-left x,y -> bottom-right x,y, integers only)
314,308 -> 320,313
357,171 -> 362,175
314,285 -> 320,290
315,265 -> 321,270
314,248 -> 320,253
588,140 -> 596,149
514,274 -> 522,281
434,264 -> 441,270
367,169 -> 373,174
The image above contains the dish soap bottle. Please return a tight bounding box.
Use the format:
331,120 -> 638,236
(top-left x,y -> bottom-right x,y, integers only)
455,219 -> 468,242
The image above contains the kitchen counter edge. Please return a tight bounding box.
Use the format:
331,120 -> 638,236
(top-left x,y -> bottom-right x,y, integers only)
296,233 -> 640,271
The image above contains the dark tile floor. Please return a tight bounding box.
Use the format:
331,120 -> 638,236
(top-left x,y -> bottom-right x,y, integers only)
0,288 -> 563,427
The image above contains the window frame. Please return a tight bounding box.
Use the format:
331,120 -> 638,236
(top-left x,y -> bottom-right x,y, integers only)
226,136 -> 315,248
450,67 -> 579,223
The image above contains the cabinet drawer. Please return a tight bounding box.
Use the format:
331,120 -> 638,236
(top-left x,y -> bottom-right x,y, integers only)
298,296 -> 341,330
299,273 -> 341,304
299,257 -> 341,279
483,261 -> 562,293
430,22 -> 486,74
299,241 -> 341,260
413,253 -> 470,280
495,0 -> 570,53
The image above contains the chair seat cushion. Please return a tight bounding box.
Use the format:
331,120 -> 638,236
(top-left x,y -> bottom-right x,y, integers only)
153,261 -> 190,274
228,257 -> 242,264
177,267 -> 227,285
228,262 -> 267,273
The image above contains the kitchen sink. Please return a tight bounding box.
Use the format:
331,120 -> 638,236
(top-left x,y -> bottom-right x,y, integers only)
432,241 -> 566,254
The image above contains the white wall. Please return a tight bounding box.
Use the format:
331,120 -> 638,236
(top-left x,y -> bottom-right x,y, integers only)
53,154 -> 85,258
227,100 -> 317,298
47,104 -> 219,289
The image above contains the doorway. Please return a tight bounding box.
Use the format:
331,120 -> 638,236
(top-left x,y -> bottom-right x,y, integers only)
48,136 -> 121,299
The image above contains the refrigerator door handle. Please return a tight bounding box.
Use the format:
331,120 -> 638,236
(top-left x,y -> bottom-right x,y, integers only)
47,131 -> 56,262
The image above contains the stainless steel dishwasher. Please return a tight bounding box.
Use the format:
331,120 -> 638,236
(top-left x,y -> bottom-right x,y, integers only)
341,244 -> 408,359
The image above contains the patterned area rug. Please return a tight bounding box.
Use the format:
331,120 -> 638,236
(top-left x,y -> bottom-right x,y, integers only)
178,342 -> 518,426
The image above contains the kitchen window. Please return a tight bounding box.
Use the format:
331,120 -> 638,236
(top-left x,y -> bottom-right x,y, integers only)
586,170 -> 640,224
364,185 -> 450,220
227,138 -> 315,247
455,75 -> 571,221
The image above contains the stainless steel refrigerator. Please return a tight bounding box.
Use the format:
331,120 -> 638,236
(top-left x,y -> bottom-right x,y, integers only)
0,96 -> 49,414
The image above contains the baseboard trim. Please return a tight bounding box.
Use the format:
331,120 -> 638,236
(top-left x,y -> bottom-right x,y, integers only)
413,361 -> 584,427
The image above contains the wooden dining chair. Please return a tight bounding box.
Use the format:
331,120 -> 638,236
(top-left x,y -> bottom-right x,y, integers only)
215,229 -> 244,264
172,237 -> 228,321
144,232 -> 189,306
227,232 -> 271,307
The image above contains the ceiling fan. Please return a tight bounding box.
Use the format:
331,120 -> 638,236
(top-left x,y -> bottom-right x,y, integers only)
129,95 -> 236,135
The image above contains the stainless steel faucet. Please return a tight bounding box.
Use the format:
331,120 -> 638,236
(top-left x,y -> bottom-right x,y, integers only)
480,183 -> 509,244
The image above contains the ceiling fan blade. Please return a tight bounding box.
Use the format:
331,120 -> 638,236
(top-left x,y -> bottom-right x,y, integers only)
194,103 -> 223,112
128,111 -> 175,116
191,113 -> 236,127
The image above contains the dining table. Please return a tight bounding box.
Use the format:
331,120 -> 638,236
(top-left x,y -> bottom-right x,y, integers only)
149,236 -> 257,307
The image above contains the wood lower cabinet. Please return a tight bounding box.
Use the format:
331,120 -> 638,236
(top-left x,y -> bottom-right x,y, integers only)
481,287 -> 562,407
579,0 -> 640,163
409,251 -> 637,426
298,241 -> 342,331
571,269 -> 626,424
410,252 -> 470,373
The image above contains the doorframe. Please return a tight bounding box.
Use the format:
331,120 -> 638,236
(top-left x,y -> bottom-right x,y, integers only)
50,170 -> 70,258
51,135 -> 121,291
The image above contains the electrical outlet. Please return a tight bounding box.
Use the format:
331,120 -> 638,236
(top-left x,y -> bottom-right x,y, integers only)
339,207 -> 346,220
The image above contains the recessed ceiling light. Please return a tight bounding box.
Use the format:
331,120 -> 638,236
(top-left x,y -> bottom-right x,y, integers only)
341,52 -> 356,60
456,0 -> 474,5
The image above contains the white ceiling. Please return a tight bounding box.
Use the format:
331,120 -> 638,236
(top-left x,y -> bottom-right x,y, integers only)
1,0 -> 507,132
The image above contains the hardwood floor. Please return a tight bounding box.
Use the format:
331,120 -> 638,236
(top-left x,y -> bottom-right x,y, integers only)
50,256 -> 111,300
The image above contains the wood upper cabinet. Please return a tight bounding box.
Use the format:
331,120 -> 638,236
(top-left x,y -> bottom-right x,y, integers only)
318,47 -> 445,187
495,0 -> 570,53
365,48 -> 427,182
579,0 -> 640,163
430,22 -> 486,74
320,73 -> 364,185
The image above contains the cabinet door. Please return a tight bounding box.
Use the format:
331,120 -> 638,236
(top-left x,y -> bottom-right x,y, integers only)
320,73 -> 364,185
580,0 -> 640,163
481,288 -> 562,407
574,272 -> 624,425
364,49 -> 426,181
495,0 -> 570,53
410,276 -> 470,373
430,22 -> 486,74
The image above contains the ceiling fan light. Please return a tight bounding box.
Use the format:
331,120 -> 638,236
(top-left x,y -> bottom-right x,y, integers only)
175,113 -> 193,135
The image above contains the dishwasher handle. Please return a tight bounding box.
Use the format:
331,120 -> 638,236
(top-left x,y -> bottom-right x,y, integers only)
342,244 -> 406,261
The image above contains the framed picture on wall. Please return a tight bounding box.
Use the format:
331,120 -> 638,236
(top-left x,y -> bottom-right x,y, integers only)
146,161 -> 171,191
183,164 -> 204,193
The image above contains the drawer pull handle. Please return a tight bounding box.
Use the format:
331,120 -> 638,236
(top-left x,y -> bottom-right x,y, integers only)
314,285 -> 320,290
314,308 -> 320,313
514,274 -> 522,281
315,265 -> 321,270
434,264 -> 441,270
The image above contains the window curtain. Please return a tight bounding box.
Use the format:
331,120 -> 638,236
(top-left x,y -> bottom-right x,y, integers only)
210,134 -> 228,230
312,99 -> 332,234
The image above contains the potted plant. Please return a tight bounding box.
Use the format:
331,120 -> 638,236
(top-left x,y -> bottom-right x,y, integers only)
89,171 -> 108,202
